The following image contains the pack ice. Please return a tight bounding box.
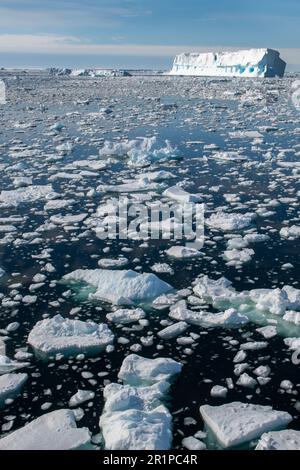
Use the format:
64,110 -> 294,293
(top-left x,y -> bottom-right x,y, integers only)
28,314 -> 114,358
100,354 -> 182,450
63,269 -> 173,305
0,409 -> 92,450
170,48 -> 286,78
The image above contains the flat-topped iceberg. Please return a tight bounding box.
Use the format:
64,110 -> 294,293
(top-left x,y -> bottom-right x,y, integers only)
0,409 -> 92,450
63,269 -> 173,306
255,429 -> 300,450
170,48 -> 286,78
100,354 -> 182,450
28,314 -> 114,358
200,402 -> 292,449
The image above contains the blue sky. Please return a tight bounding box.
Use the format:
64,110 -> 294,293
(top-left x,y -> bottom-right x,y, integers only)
0,0 -> 299,69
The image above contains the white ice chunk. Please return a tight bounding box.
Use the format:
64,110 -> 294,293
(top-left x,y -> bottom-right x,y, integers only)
63,269 -> 173,305
0,373 -> 28,407
0,409 -> 92,450
255,429 -> 300,450
28,314 -> 114,358
200,402 -> 292,449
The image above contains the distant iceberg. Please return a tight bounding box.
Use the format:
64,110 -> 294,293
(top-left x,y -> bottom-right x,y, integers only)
169,48 -> 286,78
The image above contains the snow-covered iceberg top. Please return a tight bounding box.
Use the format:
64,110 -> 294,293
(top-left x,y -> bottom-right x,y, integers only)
255,429 -> 300,450
200,402 -> 292,449
170,48 -> 286,78
28,314 -> 114,358
63,269 -> 173,306
100,354 -> 182,450
0,409 -> 92,450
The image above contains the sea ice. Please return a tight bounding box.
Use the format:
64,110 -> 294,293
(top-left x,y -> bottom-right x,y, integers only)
0,409 -> 92,450
63,269 -> 173,305
28,314 -> 114,358
200,402 -> 292,448
255,429 -> 300,450
0,373 -> 28,407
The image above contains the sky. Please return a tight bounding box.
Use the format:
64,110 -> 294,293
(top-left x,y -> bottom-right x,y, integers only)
0,0 -> 299,70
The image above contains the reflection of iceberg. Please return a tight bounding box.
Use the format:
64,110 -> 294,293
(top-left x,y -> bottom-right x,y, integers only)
170,49 -> 286,78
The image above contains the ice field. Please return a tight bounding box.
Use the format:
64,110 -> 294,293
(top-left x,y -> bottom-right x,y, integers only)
0,70 -> 299,450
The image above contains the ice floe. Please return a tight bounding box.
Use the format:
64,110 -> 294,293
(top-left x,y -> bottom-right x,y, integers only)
28,314 -> 114,358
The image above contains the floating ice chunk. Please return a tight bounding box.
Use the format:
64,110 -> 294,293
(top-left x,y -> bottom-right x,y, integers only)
69,389 -> 95,407
98,258 -> 128,269
200,402 -> 292,449
0,185 -> 58,207
224,248 -> 254,264
100,382 -> 172,450
136,170 -> 175,182
229,130 -> 263,139
0,409 -> 92,450
182,436 -> 206,450
169,301 -> 248,328
163,186 -> 201,203
106,308 -> 145,324
256,325 -> 277,339
158,321 -> 189,340
249,289 -> 287,316
244,233 -> 270,243
236,373 -> 257,388
165,246 -> 202,259
99,137 -> 178,167
206,212 -> 256,231
0,373 -> 28,407
255,430 -> 300,450
210,385 -> 228,398
28,314 -> 114,358
63,269 -> 173,306
284,337 -> 300,351
280,225 -> 300,240
50,214 -> 87,225
118,354 -> 182,387
253,366 -> 271,378
151,263 -> 174,275
240,341 -> 268,351
0,355 -> 29,375
209,151 -> 246,162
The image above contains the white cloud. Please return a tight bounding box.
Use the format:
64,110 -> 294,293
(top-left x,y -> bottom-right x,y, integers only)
0,34 -> 299,65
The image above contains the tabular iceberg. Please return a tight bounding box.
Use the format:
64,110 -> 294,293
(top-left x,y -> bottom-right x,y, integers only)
169,48 -> 286,78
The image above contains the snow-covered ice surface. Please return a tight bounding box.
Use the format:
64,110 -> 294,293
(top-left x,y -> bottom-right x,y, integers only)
100,354 -> 182,449
0,69 -> 299,450
200,402 -> 292,449
0,409 -> 92,449
170,49 -> 286,78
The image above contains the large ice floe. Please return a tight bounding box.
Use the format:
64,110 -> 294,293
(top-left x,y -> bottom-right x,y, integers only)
100,354 -> 182,449
0,409 -> 92,450
200,402 -> 292,449
99,136 -> 178,167
27,314 -> 114,359
255,430 -> 300,450
0,373 -> 28,408
170,48 -> 286,77
63,269 -> 173,306
191,276 -> 300,337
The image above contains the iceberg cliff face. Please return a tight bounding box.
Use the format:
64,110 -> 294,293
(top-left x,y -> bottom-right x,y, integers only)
170,48 -> 286,78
